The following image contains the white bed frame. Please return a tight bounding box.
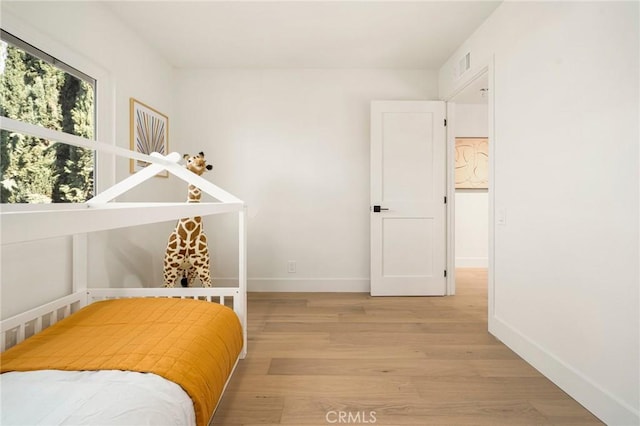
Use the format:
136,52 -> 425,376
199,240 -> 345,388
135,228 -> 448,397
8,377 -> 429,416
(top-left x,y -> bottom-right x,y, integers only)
0,117 -> 248,360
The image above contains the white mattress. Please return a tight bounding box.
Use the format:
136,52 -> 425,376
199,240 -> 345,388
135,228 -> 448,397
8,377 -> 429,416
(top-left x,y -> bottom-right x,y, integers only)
0,370 -> 196,426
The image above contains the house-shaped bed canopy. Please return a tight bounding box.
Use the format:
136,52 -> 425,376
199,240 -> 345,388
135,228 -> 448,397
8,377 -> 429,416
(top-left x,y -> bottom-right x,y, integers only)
0,117 -> 247,357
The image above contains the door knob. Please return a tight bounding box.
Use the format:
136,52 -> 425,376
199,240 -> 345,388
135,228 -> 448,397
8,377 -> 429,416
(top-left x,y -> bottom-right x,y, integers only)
372,205 -> 389,213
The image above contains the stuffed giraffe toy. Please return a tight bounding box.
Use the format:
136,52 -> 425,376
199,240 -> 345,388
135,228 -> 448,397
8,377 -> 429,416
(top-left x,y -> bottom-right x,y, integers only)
163,152 -> 213,288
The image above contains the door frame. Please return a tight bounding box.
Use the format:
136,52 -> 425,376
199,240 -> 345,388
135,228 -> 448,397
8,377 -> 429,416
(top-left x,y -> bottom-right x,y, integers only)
443,56 -> 495,308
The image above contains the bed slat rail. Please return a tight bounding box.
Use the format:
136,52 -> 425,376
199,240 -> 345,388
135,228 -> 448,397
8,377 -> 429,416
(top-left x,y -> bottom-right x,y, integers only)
87,287 -> 239,303
1,292 -> 85,351
2,288 -> 246,356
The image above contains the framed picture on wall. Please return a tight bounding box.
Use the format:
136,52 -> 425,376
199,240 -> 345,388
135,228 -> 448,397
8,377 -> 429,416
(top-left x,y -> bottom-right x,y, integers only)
129,98 -> 169,177
455,137 -> 488,189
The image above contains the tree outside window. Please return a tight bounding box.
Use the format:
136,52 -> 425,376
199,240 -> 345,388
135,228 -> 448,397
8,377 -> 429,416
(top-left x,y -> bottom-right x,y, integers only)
0,31 -> 95,203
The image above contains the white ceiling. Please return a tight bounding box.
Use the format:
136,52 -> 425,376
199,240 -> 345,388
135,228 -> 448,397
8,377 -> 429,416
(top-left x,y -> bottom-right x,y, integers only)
105,1 -> 501,69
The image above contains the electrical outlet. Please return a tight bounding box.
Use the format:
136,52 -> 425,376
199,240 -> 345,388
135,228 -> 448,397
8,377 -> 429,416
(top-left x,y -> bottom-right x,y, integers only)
287,261 -> 296,273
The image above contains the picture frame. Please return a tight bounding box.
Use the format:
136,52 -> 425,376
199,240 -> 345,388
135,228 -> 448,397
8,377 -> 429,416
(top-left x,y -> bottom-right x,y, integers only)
455,137 -> 488,189
129,98 -> 169,177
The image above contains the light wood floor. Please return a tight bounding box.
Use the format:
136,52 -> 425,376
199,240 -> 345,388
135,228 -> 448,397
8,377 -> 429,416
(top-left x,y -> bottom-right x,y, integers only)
212,268 -> 602,425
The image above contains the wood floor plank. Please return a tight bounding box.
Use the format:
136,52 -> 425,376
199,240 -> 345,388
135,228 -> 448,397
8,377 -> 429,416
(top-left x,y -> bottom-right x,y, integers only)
267,358 -> 543,378
529,399 -> 604,424
225,375 -> 420,399
420,344 -> 523,360
247,344 -> 428,360
211,395 -> 284,425
232,358 -> 272,375
329,330 -> 500,346
268,358 -> 478,377
413,376 -> 570,401
339,309 -> 485,323
280,397 -> 553,425
263,321 -> 426,333
471,359 -> 543,377
211,268 -> 603,425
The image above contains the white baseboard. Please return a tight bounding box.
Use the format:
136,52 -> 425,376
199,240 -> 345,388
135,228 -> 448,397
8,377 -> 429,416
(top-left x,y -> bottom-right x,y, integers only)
489,315 -> 639,426
214,277 -> 370,292
455,257 -> 488,268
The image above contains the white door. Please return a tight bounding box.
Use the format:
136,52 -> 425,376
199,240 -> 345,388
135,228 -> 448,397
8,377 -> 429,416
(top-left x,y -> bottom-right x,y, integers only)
370,101 -> 447,296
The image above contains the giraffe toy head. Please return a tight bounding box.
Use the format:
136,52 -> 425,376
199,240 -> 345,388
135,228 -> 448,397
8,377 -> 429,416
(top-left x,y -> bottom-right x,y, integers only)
183,152 -> 213,176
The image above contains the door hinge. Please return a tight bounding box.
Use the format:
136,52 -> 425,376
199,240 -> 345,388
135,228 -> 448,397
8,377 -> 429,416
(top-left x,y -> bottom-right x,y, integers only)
444,118 -> 447,126
444,196 -> 447,204
444,270 -> 447,278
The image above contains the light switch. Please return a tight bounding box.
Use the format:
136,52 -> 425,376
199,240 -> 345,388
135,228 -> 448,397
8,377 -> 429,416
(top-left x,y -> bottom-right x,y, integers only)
497,208 -> 507,225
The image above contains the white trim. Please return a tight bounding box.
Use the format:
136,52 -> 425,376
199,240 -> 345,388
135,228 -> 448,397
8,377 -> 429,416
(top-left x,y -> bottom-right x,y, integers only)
237,207 -> 248,358
214,278 -> 370,293
251,278 -> 369,293
445,102 -> 456,295
490,316 -> 639,425
486,56 -> 496,326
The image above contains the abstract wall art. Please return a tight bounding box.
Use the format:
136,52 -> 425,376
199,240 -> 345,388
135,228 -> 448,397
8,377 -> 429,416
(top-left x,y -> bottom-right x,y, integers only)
455,137 -> 488,189
130,98 -> 169,177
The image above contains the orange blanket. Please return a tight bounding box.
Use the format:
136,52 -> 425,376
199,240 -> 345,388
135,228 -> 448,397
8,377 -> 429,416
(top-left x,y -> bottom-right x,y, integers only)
1,297 -> 243,426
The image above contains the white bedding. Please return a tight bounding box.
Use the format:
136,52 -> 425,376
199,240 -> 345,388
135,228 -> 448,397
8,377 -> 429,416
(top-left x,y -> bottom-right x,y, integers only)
0,370 -> 196,426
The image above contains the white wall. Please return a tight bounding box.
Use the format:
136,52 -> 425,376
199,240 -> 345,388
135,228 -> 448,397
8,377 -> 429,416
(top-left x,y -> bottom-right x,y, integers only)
173,69 -> 438,291
440,2 -> 639,424
0,2 -> 180,318
454,104 -> 488,268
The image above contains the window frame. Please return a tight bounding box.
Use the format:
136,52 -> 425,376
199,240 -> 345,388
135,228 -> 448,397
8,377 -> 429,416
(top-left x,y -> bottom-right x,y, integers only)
1,29 -> 98,202
1,10 -> 116,196
1,30 -> 96,89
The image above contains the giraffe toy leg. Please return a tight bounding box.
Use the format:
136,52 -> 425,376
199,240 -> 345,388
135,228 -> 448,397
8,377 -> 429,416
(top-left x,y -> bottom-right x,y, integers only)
163,232 -> 186,288
190,254 -> 212,287
163,254 -> 184,287
191,233 -> 212,287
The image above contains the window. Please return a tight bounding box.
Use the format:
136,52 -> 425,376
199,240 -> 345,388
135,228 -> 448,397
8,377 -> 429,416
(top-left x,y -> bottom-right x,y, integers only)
0,30 -> 96,203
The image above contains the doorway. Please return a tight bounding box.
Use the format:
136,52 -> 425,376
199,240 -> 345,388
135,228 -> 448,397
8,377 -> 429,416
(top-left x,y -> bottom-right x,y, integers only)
445,67 -> 492,297
452,74 -> 489,269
